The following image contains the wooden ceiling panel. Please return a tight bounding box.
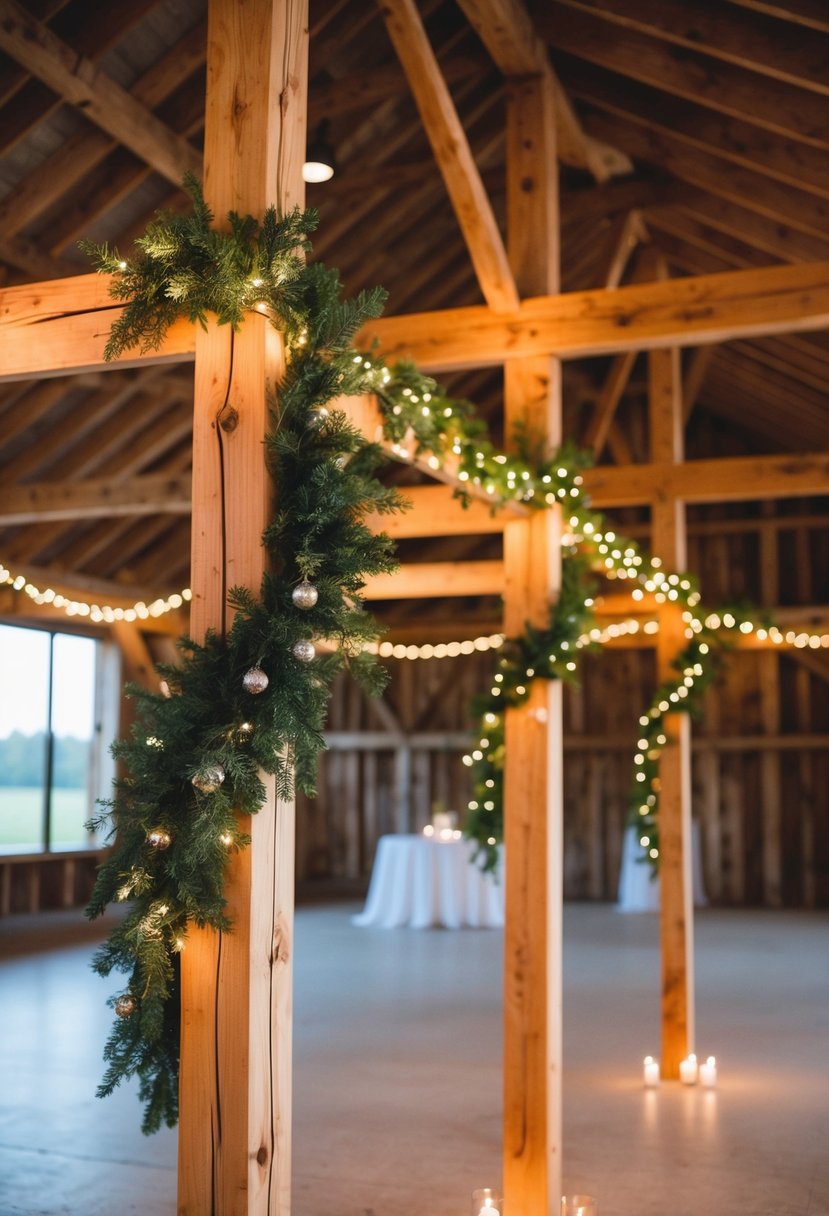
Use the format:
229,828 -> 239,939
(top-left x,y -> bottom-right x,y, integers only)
0,0 -> 825,614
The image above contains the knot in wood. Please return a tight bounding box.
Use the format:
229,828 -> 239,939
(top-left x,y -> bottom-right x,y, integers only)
219,406 -> 239,433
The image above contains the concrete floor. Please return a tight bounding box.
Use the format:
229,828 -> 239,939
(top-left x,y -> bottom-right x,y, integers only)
0,903 -> 827,1216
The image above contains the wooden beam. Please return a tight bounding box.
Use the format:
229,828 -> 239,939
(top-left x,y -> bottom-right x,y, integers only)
598,208 -> 649,289
178,4 -> 305,1215
501,70 -> 563,1214
360,261 -> 829,368
455,0 -> 631,180
539,2 -> 829,149
559,56 -> 829,203
0,0 -> 201,186
681,346 -> 713,424
582,351 -> 636,456
110,621 -> 161,691
364,484 -> 512,537
0,473 -> 191,525
19,448 -> 824,539
3,260 -> 829,381
548,0 -> 829,96
583,106 -> 829,247
378,0 -> 519,313
647,333 -> 694,1081
362,560 -> 503,600
584,451 -> 829,507
0,21 -> 207,243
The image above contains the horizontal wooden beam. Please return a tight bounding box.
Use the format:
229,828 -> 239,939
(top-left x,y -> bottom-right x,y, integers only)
4,453 -> 824,538
584,451 -> 829,507
0,473 -> 192,525
0,273 -> 194,381
362,560 -> 503,599
362,261 -> 829,369
365,484 -> 511,537
3,261 -> 828,380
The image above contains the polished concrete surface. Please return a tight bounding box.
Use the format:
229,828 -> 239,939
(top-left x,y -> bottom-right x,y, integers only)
1,903 -> 827,1216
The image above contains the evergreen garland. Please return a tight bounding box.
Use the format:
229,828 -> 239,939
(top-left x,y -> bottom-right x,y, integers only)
84,182 -> 405,1132
84,177 -> 769,1131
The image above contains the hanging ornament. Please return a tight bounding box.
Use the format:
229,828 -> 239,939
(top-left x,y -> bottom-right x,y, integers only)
307,406 -> 329,429
292,639 -> 316,663
147,828 -> 171,851
242,665 -> 269,695
115,994 -> 136,1019
235,721 -> 254,744
192,764 -> 226,793
291,579 -> 318,610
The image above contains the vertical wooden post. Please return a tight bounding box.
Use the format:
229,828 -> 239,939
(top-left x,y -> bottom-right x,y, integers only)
758,514 -> 783,907
503,73 -> 563,1215
178,3 -> 308,1215
648,343 -> 695,1079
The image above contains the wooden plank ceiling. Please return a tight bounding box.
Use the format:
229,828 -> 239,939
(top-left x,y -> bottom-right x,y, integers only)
0,0 -> 826,630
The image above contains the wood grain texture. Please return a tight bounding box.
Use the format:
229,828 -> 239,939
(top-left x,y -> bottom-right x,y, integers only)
179,3 -> 307,1214
379,0 -> 519,313
3,260 -> 829,381
502,70 -> 563,1216
0,0 -> 201,184
648,339 -> 694,1080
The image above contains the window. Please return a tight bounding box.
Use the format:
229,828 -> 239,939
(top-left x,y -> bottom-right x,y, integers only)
0,623 -> 118,855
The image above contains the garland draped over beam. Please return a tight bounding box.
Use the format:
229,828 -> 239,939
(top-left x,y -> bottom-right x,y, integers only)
83,177 -> 767,1131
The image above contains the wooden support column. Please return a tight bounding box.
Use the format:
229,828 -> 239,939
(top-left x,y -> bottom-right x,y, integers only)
503,72 -> 563,1215
759,511 -> 783,907
178,4 -> 307,1216
649,342 -> 695,1079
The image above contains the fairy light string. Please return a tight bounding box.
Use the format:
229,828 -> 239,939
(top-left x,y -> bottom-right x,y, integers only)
19,177 -> 819,1132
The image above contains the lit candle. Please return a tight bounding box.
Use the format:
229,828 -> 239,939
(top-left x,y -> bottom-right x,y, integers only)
679,1053 -> 698,1084
472,1188 -> 501,1216
643,1055 -> 660,1087
699,1055 -> 717,1088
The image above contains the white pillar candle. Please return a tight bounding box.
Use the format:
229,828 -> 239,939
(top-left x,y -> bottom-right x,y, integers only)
699,1056 -> 717,1088
643,1055 -> 660,1087
472,1188 -> 502,1216
679,1053 -> 698,1084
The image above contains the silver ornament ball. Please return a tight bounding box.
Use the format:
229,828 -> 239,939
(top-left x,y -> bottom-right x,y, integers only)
115,994 -> 136,1019
192,764 -> 226,793
292,638 -> 316,663
307,406 -> 329,429
291,579 -> 319,610
242,665 -> 269,695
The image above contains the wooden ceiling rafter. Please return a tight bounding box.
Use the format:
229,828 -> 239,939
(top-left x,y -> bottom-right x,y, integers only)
539,4 -> 829,149
0,0 -> 201,187
581,108 -> 829,246
378,0 -> 520,313
0,0 -> 162,155
454,0 -> 631,181
557,56 -> 829,202
545,0 -> 829,94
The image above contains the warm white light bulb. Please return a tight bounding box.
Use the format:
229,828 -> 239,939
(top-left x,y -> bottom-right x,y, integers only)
302,160 -> 334,183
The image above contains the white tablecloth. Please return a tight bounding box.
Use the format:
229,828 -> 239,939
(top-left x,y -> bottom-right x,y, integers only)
353,834 -> 504,929
617,824 -> 708,912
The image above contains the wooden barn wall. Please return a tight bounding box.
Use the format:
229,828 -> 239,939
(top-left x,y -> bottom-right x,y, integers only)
297,517 -> 829,909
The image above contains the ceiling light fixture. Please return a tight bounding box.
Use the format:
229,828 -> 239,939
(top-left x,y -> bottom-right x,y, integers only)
302,120 -> 336,183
